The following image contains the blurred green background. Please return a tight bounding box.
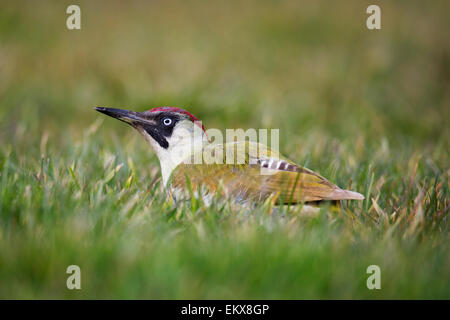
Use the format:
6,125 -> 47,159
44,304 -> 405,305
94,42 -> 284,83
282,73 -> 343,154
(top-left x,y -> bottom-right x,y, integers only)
0,0 -> 448,299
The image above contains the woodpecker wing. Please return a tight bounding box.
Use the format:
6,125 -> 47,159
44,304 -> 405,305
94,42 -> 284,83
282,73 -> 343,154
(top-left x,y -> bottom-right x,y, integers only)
170,141 -> 364,203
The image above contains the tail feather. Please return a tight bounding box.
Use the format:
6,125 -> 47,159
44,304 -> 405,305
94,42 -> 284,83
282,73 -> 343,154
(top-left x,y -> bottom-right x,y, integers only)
330,189 -> 365,200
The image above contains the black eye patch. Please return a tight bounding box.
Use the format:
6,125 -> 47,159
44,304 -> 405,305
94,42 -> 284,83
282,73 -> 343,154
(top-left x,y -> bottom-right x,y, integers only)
154,113 -> 180,137
142,112 -> 183,149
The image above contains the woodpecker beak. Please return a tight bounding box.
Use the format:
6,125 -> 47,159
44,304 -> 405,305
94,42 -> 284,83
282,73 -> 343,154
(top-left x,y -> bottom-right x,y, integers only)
94,107 -> 155,126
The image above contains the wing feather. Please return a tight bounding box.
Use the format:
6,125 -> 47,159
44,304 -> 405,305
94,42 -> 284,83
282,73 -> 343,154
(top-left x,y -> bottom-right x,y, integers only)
170,141 -> 364,203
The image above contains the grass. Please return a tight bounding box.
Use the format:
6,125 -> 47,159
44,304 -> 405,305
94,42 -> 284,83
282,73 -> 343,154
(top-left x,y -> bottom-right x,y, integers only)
0,0 -> 449,299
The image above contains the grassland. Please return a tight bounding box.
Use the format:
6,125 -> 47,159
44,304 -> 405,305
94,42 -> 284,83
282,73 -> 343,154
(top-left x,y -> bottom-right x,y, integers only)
0,1 -> 448,299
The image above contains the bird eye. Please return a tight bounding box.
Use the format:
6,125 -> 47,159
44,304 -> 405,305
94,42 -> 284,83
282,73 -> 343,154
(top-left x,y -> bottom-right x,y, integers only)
162,117 -> 172,126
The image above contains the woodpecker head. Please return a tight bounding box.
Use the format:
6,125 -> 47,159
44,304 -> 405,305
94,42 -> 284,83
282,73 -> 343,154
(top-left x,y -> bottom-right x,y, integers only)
95,106 -> 208,185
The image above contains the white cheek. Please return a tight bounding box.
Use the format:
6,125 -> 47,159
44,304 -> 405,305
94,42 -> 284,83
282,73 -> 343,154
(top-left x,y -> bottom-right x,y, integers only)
136,122 -> 205,187
166,134 -> 191,163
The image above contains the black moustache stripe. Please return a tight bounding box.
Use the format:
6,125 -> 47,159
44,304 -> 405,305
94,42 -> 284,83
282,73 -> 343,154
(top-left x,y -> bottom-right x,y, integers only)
144,126 -> 169,149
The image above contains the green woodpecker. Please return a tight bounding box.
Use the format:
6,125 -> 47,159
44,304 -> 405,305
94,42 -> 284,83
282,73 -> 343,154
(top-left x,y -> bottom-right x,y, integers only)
95,106 -> 364,205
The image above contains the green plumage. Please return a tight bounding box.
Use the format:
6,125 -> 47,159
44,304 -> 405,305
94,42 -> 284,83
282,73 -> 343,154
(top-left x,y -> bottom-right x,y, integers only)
169,141 -> 364,204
